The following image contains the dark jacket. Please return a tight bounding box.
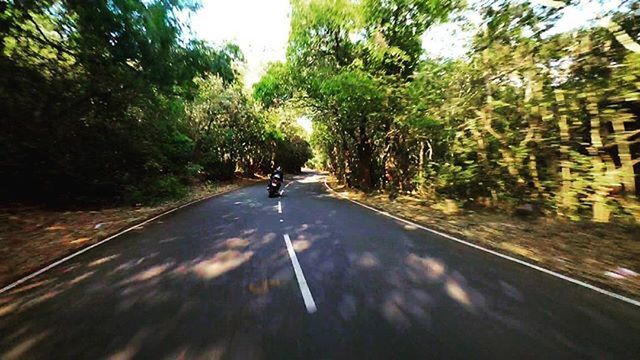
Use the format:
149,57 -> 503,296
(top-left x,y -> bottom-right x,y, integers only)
271,169 -> 284,181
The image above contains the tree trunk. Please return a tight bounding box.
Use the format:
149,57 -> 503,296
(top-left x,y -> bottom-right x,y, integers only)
555,90 -> 578,217
611,115 -> 636,195
357,141 -> 373,191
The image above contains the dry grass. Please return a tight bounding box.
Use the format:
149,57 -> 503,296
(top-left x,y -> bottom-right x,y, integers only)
327,179 -> 640,299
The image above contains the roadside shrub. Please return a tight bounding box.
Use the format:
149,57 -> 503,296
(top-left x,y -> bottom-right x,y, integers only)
125,175 -> 188,204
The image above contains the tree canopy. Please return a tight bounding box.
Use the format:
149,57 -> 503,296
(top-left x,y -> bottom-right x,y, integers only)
1,0 -> 311,205
2,0 -> 638,223
254,0 -> 640,223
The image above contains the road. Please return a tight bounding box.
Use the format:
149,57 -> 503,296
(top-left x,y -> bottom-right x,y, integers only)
1,172 -> 639,359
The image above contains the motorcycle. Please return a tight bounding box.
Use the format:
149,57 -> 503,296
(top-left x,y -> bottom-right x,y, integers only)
267,173 -> 282,198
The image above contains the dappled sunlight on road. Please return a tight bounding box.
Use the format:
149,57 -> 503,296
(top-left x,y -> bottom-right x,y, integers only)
292,239 -> 311,252
60,264 -> 81,274
6,175 -> 610,359
124,263 -> 173,284
1,269 -> 100,318
4,279 -> 54,295
1,330 -> 50,360
3,176 -> 636,359
19,289 -> 62,311
446,272 -> 486,311
288,213 -> 497,334
379,250 -> 495,329
445,276 -> 472,308
0,217 -> 289,358
158,236 -> 179,244
69,271 -> 95,285
221,237 -> 250,249
260,232 -> 277,245
0,301 -> 17,317
406,254 -> 445,282
88,254 -> 120,267
249,279 -> 284,295
108,252 -> 160,276
355,252 -> 380,268
109,260 -> 139,276
296,174 -> 324,184
381,291 -> 412,329
0,178 -> 638,360
241,229 -> 257,236
380,287 -> 436,328
192,250 -> 254,280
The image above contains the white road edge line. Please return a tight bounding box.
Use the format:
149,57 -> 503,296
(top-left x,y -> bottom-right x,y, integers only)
323,181 -> 640,308
278,201 -> 282,214
283,233 -> 317,314
0,186 -> 241,295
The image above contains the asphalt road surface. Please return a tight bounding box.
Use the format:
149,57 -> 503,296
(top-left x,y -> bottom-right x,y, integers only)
1,172 -> 639,359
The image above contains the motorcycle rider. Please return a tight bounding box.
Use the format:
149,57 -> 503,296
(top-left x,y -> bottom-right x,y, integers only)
272,166 -> 283,182
267,166 -> 284,196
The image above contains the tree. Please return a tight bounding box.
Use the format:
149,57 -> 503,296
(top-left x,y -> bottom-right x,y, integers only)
271,0 -> 639,222
1,0 -> 266,204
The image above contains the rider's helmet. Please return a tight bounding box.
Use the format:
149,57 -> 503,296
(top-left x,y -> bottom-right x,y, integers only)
276,166 -> 282,172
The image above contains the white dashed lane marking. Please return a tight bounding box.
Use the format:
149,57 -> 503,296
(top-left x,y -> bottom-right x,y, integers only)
283,234 -> 317,314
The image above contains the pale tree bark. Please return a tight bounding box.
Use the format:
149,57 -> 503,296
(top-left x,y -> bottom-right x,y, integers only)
585,93 -> 614,222
521,63 -> 544,198
611,113 -> 637,195
481,49 -> 524,184
418,140 -> 425,184
554,89 -> 578,217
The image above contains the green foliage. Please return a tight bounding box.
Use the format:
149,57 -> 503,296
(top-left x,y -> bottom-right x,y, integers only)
5,0 -> 638,224
361,0 -> 459,77
252,62 -> 293,108
276,0 -> 640,222
283,0 -> 459,190
276,136 -> 313,174
258,101 -> 313,174
126,175 -> 188,205
0,0 -> 308,205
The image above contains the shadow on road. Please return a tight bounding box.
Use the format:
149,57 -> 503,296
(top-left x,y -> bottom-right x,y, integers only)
1,174 -> 638,358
